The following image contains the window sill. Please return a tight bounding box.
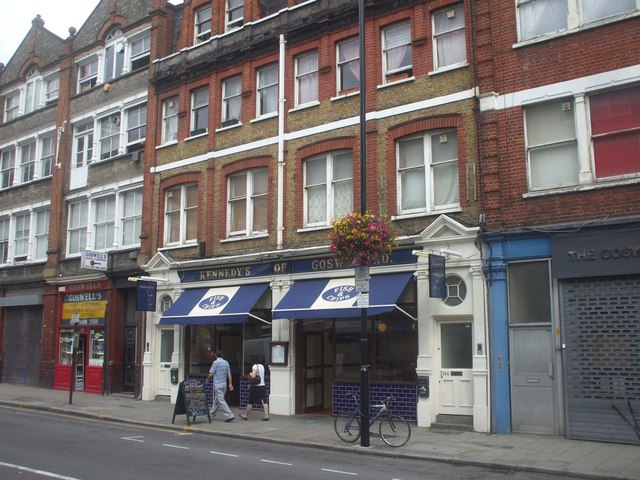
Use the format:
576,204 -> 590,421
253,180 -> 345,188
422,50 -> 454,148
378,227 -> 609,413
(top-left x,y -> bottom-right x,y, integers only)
428,62 -> 469,77
220,232 -> 269,243
216,121 -> 242,132
158,242 -> 199,252
250,112 -> 278,123
391,206 -> 461,221
330,90 -> 360,102
296,225 -> 330,233
289,101 -> 320,113
378,76 -> 415,90
156,140 -> 178,150
523,176 -> 640,198
185,130 -> 208,141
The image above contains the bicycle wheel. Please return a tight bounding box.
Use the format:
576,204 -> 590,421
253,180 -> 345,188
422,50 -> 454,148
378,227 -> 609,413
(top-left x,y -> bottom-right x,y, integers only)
334,413 -> 361,443
379,415 -> 411,447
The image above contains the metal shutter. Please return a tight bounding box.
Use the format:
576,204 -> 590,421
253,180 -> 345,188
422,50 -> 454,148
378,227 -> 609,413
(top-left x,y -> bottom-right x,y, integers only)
561,276 -> 640,445
2,306 -> 43,386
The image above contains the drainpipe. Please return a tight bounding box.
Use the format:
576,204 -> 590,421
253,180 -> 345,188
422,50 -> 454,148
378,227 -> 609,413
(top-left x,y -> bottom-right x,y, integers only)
277,34 -> 286,249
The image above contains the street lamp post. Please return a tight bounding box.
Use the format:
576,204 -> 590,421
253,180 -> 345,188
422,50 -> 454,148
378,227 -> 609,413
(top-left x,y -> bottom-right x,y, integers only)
358,0 -> 370,448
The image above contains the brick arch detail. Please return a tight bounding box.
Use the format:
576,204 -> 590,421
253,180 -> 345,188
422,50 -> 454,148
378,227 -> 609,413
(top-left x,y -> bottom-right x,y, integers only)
97,19 -> 128,43
19,59 -> 44,80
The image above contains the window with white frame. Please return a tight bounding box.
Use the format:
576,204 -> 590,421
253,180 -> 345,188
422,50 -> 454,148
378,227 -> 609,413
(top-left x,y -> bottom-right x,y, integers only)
304,151 -> 353,227
25,68 -> 43,114
222,76 -> 242,125
525,100 -> 580,189
40,135 -> 54,178
93,196 -> 115,250
525,85 -> 640,190
517,0 -> 637,41
162,97 -> 179,143
397,129 -> 460,215
104,29 -> 126,82
99,114 -> 121,160
121,189 -> 142,246
4,90 -> 20,122
432,3 -> 466,70
0,218 -> 9,263
165,184 -> 198,245
382,21 -> 412,80
34,209 -> 49,260
191,87 -> 209,134
20,141 -> 37,183
67,199 -> 88,255
226,0 -> 244,31
228,168 -> 268,236
74,122 -> 94,167
13,212 -> 30,262
257,64 -> 278,117
126,104 -> 146,146
78,57 -> 98,92
295,51 -> 318,106
1,147 -> 15,189
195,5 -> 212,43
337,37 -> 360,92
130,32 -> 151,70
44,73 -> 59,103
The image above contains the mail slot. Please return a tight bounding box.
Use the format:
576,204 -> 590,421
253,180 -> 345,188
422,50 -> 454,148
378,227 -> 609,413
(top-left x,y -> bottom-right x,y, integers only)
450,371 -> 463,376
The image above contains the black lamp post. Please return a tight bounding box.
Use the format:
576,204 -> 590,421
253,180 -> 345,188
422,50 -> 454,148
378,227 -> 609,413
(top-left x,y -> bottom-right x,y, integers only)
358,0 -> 370,448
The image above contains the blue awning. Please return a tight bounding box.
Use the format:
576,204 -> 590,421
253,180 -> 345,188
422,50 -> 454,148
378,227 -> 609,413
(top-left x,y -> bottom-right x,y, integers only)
272,272 -> 413,320
159,283 -> 269,325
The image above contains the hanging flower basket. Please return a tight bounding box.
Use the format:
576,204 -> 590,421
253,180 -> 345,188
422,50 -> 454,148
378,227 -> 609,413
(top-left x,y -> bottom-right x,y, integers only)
329,212 -> 396,266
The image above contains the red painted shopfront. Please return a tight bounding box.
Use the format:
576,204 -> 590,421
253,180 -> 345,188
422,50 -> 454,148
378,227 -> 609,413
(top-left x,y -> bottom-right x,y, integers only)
53,281 -> 108,394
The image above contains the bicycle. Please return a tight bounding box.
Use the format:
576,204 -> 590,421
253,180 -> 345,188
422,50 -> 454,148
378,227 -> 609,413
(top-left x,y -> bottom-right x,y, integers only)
334,393 -> 411,447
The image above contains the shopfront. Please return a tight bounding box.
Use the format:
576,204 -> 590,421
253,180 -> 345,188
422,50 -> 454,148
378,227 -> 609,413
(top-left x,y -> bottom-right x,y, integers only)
53,281 -> 108,394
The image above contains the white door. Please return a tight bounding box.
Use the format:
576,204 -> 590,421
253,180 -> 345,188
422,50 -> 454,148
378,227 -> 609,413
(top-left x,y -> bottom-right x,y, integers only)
438,321 -> 473,415
157,328 -> 174,396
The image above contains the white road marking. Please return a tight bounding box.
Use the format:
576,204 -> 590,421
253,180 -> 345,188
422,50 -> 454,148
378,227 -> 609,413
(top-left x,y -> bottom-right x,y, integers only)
260,459 -> 293,466
163,444 -> 190,449
209,451 -> 239,457
121,435 -> 145,442
321,468 -> 358,475
0,461 -> 81,480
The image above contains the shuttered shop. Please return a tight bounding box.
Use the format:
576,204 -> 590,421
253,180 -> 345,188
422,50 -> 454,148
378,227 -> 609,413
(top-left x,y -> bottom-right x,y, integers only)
2,306 -> 43,386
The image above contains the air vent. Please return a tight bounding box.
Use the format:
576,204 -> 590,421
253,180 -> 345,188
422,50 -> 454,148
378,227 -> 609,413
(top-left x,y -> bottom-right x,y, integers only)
561,102 -> 571,111
439,134 -> 448,143
111,114 -> 121,125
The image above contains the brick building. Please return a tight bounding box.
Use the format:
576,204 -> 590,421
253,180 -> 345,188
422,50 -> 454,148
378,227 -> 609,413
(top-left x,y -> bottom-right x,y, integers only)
0,0 -> 173,397
141,0 -> 488,431
476,1 -> 640,444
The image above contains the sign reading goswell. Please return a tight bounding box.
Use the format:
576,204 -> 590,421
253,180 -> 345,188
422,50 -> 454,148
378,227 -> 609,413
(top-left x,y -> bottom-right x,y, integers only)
62,291 -> 107,326
81,250 -> 109,271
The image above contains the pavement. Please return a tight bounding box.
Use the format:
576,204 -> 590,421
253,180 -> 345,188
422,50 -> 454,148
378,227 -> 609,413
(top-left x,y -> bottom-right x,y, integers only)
1,384 -> 639,480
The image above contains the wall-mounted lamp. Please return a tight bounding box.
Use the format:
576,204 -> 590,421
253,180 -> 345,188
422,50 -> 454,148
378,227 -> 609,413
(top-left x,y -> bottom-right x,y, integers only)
412,248 -> 463,258
128,276 -> 169,284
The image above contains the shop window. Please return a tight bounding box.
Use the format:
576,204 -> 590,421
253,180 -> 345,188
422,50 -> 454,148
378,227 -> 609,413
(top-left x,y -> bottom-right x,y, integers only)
396,129 -> 459,215
303,151 -> 353,227
90,329 -> 105,366
432,3 -> 466,70
295,50 -> 318,107
59,331 -> 75,365
508,261 -> 551,324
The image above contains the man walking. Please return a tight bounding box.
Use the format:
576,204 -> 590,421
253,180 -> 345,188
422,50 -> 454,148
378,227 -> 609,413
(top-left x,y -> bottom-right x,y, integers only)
207,350 -> 235,422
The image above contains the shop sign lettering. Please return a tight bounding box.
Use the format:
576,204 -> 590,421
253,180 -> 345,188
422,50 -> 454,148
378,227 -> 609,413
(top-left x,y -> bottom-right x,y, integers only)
322,285 -> 357,302
567,245 -> 640,262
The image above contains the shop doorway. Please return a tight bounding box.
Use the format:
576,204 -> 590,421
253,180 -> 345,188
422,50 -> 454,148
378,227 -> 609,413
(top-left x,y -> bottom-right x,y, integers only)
157,328 -> 174,396
218,332 -> 242,406
437,321 -> 473,416
123,326 -> 136,393
296,320 -> 333,414
304,332 -> 324,411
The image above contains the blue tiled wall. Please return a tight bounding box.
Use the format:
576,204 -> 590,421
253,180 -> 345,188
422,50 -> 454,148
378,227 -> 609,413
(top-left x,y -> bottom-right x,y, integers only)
239,378 -> 270,409
333,381 -> 417,421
